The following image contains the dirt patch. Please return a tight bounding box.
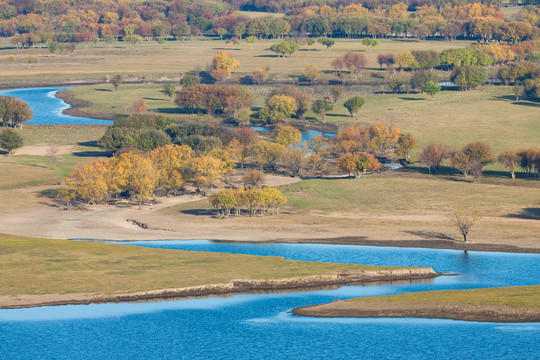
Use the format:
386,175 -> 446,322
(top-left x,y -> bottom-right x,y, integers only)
14,145 -> 76,156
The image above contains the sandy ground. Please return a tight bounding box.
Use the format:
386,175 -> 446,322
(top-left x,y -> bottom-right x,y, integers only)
13,145 -> 75,156
0,168 -> 538,250
1,172 -> 539,252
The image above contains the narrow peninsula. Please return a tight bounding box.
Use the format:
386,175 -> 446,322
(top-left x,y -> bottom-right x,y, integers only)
293,286 -> 540,323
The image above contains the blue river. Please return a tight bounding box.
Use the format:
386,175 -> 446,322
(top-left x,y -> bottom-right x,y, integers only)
1,240 -> 539,360
0,87 -> 113,125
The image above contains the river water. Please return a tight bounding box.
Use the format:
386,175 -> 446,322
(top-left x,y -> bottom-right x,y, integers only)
0,88 -> 538,359
1,241 -> 539,360
0,87 -> 113,125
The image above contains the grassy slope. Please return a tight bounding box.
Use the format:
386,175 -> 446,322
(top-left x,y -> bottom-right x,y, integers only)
346,286 -> 540,309
0,233 -> 392,296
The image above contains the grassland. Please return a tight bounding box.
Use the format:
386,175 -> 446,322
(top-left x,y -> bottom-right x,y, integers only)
0,38 -> 472,83
64,83 -> 539,160
0,233 -> 414,307
293,286 -> 540,322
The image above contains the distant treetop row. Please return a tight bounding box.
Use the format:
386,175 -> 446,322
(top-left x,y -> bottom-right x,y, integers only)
1,0 -> 538,45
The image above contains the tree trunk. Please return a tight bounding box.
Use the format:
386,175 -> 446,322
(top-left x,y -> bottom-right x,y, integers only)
463,233 -> 467,242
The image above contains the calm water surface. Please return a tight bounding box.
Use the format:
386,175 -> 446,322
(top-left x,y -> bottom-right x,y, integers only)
0,87 -> 113,125
1,241 -> 539,360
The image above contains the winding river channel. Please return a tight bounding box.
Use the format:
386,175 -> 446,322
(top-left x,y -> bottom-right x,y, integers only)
0,88 -> 539,359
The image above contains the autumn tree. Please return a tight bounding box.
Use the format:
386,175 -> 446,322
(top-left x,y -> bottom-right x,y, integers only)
249,141 -> 284,170
270,40 -> 299,57
451,204 -> 481,242
251,69 -> 269,84
423,81 -> 441,100
343,96 -> 364,117
396,133 -> 417,162
419,143 -> 447,174
368,122 -> 400,155
462,141 -> 494,181
0,96 -> 33,128
110,74 -> 123,91
280,146 -> 306,176
259,95 -> 297,124
272,124 -> 301,146
211,50 -> 240,78
330,86 -> 345,103
317,37 -> 335,49
129,99 -> 147,114
242,170 -> 264,188
162,83 -> 176,98
246,36 -> 257,49
186,155 -> 226,193
312,100 -> 333,122
181,74 -> 200,88
149,144 -> 194,194
117,152 -> 158,207
304,64 -> 321,85
498,150 -> 518,179
337,152 -> 381,177
0,128 -> 23,155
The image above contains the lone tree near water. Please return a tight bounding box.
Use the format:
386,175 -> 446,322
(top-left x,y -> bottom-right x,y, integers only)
451,204 -> 481,242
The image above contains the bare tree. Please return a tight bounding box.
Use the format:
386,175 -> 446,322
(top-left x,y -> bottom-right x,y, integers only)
47,144 -> 60,168
451,204 -> 481,242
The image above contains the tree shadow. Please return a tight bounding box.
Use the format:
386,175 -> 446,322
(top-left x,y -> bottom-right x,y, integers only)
180,209 -> 214,216
405,230 -> 456,241
506,208 -> 540,220
78,140 -> 99,147
143,97 -> 165,101
95,88 -> 112,92
399,97 -> 424,101
72,150 -> 110,157
157,107 -> 185,115
256,54 -> 280,58
298,49 -> 321,52
493,96 -> 540,107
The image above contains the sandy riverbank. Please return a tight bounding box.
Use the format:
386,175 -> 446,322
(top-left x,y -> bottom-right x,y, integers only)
0,181 -> 538,253
0,268 -> 438,309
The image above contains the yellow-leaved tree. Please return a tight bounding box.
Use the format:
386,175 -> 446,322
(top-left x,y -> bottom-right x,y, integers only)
187,155 -> 226,193
149,144 -> 194,194
116,152 -> 158,207
211,50 -> 240,77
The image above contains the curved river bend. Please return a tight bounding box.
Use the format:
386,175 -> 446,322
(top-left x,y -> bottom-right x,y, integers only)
0,88 -> 538,359
1,241 -> 539,360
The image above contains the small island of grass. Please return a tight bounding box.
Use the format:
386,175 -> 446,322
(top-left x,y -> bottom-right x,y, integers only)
293,286 -> 540,323
0,234 -> 438,309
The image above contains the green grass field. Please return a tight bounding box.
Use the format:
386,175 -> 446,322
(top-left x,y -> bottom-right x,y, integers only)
346,286 -> 540,309
282,173 -> 539,217
0,233 -> 392,296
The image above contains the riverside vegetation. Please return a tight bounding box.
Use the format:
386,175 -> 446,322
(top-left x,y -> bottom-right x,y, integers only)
0,0 -> 538,319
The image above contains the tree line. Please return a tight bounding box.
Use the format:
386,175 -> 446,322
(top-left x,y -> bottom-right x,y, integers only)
418,142 -> 540,181
1,1 -> 538,47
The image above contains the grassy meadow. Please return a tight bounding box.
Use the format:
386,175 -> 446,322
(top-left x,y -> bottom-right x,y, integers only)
0,37 -> 472,82
345,286 -> 540,309
0,233 -> 390,297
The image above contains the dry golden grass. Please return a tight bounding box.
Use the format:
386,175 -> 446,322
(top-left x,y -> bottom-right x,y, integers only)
0,233 -> 392,296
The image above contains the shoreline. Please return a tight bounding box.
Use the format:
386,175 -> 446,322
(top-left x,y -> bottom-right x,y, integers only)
292,302 -> 540,323
0,268 -> 438,309
271,237 -> 540,254
292,286 -> 540,323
